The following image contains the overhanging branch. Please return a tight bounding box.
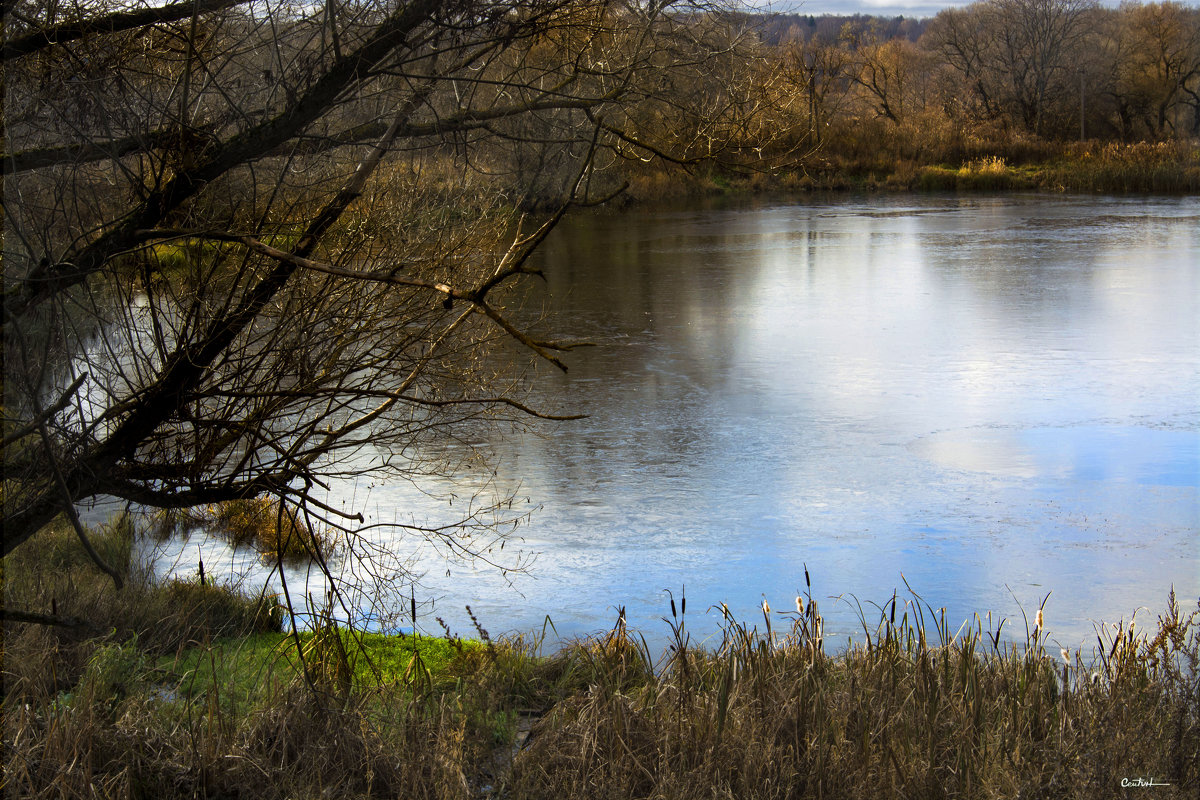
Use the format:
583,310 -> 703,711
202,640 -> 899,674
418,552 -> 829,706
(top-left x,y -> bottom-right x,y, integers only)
129,227 -> 595,371
4,0 -> 443,319
2,0 -> 246,61
0,608 -> 102,631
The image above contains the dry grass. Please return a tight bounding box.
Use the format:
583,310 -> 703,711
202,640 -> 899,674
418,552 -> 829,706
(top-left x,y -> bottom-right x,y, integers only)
1044,141 -> 1200,193
506,589 -> 1198,800
2,515 -> 283,694
4,528 -> 1197,800
191,497 -> 335,561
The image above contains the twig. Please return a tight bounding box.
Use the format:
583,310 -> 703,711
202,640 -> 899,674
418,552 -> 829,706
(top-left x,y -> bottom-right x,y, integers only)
36,420 -> 124,589
2,373 -> 87,448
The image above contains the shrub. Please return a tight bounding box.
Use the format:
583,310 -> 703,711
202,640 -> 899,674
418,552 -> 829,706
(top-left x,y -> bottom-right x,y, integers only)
205,496 -> 334,560
163,579 -> 285,641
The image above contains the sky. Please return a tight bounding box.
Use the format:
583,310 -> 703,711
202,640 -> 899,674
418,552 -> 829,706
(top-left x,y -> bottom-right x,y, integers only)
764,0 -> 969,18
763,0 -> 1134,21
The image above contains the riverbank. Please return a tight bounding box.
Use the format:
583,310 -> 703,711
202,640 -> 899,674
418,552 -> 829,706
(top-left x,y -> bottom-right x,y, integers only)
615,140 -> 1200,204
4,519 -> 1197,798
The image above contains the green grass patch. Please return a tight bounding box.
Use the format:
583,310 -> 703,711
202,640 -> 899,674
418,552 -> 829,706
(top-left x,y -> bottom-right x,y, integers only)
159,629 -> 481,707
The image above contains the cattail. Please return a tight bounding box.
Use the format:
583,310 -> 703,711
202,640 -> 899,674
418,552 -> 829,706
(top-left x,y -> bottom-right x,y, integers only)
1060,648 -> 1070,665
796,596 -> 804,615
1035,609 -> 1043,629
721,602 -> 729,618
762,599 -> 771,615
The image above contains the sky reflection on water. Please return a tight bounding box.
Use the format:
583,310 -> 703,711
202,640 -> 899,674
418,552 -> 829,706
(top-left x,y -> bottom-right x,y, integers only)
146,194 -> 1199,654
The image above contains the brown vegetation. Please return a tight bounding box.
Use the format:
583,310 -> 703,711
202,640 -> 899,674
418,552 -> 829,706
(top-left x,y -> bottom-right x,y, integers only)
4,533 -> 1197,800
637,0 -> 1200,197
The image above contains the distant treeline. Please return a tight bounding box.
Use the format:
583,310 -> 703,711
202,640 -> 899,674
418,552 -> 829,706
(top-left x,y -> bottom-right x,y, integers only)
755,12 -> 929,45
716,0 -> 1200,160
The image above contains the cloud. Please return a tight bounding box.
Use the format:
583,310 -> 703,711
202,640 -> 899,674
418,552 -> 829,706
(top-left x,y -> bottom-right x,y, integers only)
760,0 -> 1121,20
760,0 -> 971,18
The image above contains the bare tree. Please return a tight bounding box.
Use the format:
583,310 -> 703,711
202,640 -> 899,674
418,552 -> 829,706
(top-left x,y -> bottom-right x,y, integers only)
923,4 -> 1004,124
778,32 -> 854,145
1111,0 -> 1200,138
996,0 -> 1098,135
925,0 -> 1097,137
845,26 -> 932,127
1,0 -> 737,579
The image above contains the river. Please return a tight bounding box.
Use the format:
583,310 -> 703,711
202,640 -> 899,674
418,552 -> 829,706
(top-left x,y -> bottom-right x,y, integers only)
146,193 -> 1200,654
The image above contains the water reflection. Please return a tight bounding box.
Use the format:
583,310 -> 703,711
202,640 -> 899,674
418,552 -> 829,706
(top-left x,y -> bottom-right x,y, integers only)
151,195 -> 1199,653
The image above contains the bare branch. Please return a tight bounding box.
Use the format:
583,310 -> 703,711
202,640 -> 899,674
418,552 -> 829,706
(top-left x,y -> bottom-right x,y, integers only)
5,0 -> 444,318
393,394 -> 587,421
2,372 -> 87,448
0,608 -> 102,631
2,0 -> 246,61
3,130 -> 173,175
36,421 -> 124,590
2,73 -> 434,556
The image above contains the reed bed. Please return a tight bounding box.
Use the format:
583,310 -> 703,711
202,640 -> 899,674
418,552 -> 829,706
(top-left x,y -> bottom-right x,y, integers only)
4,529 -> 1197,800
504,587 -> 1198,800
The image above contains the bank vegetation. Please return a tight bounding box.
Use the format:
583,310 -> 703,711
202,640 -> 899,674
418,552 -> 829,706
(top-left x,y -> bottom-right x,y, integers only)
660,0 -> 1200,195
3,523 -> 1197,799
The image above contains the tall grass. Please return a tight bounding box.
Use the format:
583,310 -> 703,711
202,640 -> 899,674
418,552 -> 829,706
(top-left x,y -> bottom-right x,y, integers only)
506,588 -> 1198,799
5,528 -> 1197,799
2,515 -> 284,697
1044,141 -> 1200,194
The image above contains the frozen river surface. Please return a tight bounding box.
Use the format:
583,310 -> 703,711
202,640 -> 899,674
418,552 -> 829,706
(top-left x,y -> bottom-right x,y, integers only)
147,194 -> 1200,653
